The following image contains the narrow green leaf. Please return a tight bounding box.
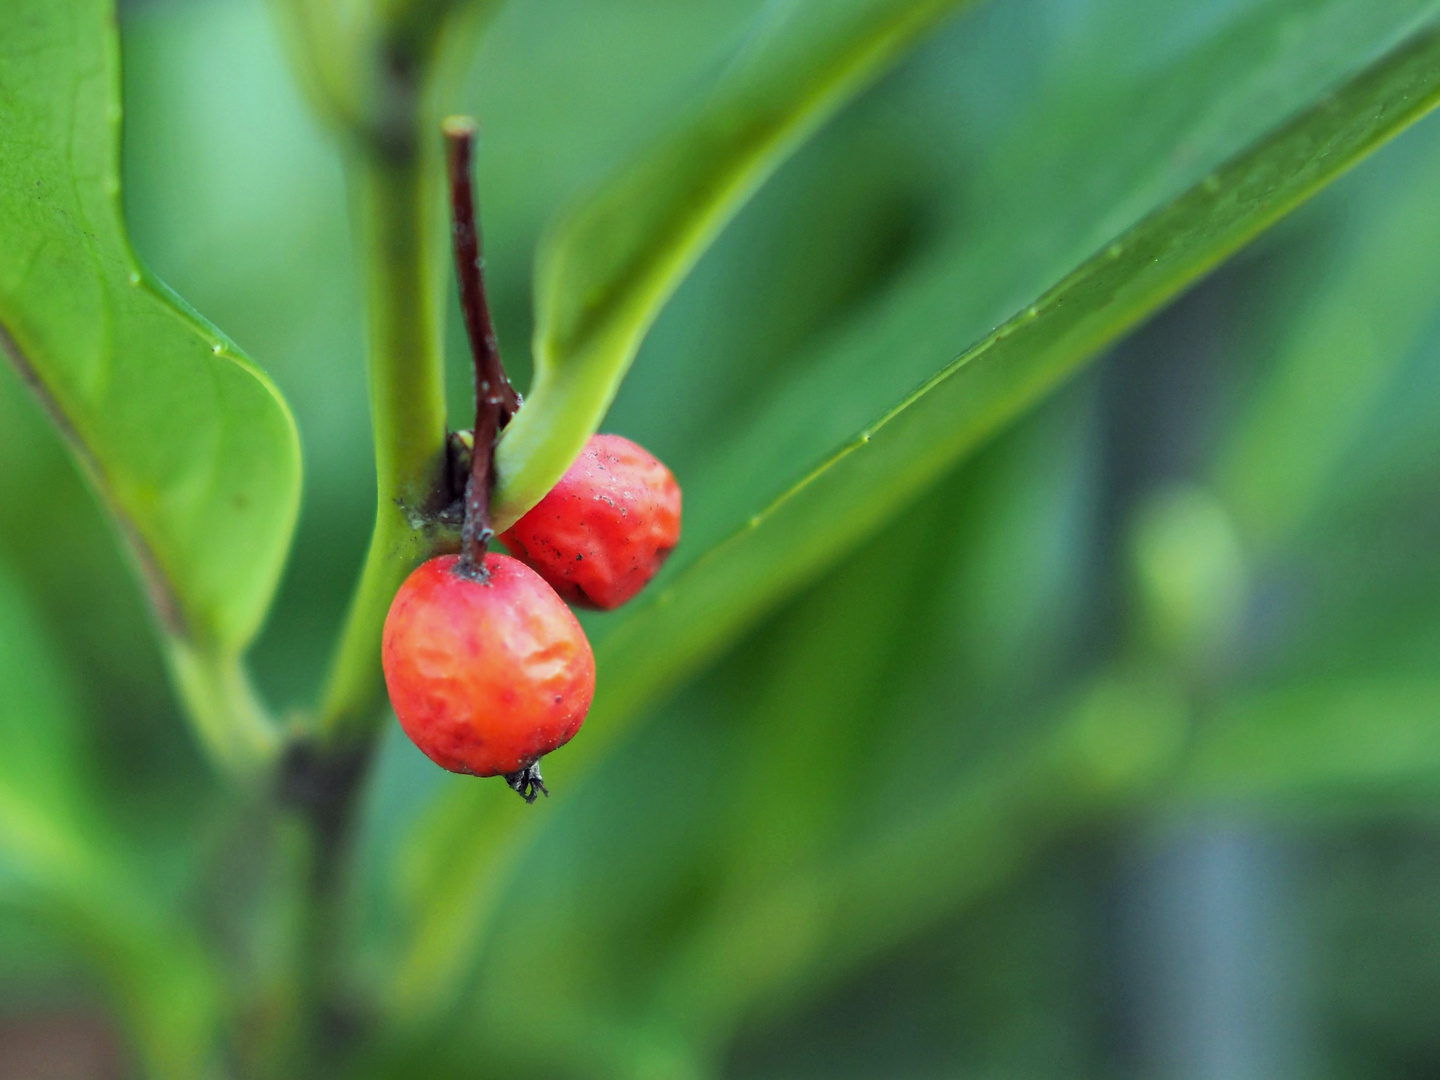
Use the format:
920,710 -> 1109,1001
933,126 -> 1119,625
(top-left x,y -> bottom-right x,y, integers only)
655,669 -> 1187,1048
392,2 -> 1440,1024
1214,106 -> 1440,551
589,11 -> 1440,759
491,0 -> 977,529
1179,677 -> 1440,802
0,0 -> 301,766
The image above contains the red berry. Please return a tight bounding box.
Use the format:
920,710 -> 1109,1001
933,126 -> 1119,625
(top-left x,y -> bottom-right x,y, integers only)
382,553 -> 595,782
500,434 -> 681,611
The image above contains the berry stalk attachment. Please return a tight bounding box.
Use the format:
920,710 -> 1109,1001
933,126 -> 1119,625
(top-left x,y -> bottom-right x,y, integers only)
443,115 -> 520,576
381,119 -> 594,801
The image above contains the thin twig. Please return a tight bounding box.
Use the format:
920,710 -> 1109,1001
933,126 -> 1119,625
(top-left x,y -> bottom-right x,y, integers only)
444,116 -> 518,573
443,117 -> 520,422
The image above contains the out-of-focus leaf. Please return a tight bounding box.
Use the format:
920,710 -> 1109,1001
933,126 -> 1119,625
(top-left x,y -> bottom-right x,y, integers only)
1179,677 -> 1440,802
0,0 -> 300,768
613,427 -> 1133,1053
0,562 -> 221,1080
0,569 -> 85,842
1215,108 -> 1440,551
649,668 -> 1187,1051
1159,107 -> 1440,808
492,0 -> 978,528
588,6 -> 1440,765
394,0 -> 1440,1032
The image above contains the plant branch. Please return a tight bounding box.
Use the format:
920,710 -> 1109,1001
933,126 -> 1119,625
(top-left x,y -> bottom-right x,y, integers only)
444,116 -> 516,572
444,117 -> 520,424
318,140 -> 450,742
165,640 -> 281,779
269,2 -> 510,1070
282,141 -> 455,1050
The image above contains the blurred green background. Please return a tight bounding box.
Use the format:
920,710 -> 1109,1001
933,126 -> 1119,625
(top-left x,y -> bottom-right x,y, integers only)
4,0 -> 1440,1076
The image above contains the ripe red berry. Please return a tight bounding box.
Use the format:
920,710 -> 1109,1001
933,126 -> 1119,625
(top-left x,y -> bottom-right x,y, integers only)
500,433 -> 681,611
382,553 -> 595,797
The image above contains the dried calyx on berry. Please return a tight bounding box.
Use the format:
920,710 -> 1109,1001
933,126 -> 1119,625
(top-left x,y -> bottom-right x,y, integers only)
504,762 -> 549,803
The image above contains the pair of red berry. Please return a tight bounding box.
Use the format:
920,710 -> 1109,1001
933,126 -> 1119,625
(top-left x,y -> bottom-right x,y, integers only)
382,434 -> 681,800
381,120 -> 682,801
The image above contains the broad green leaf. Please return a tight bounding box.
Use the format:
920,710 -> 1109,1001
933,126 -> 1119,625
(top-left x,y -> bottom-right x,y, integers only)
491,0 -> 978,529
0,0 -> 301,767
394,0 -> 1440,1025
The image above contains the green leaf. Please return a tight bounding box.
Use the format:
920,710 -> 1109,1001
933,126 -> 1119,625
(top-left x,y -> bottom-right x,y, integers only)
651,667 -> 1187,1048
1214,98 -> 1440,552
0,0 -> 301,767
459,431 -> 1122,1059
491,0 -> 979,529
1179,676 -> 1440,803
392,0 -> 1440,1024
587,3 -> 1440,761
0,560 -> 222,1080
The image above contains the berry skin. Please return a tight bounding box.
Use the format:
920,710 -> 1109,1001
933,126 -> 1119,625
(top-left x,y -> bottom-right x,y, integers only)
382,553 -> 595,779
500,434 -> 681,611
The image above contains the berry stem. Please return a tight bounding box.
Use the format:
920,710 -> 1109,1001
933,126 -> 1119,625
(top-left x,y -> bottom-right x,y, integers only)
444,116 -> 518,574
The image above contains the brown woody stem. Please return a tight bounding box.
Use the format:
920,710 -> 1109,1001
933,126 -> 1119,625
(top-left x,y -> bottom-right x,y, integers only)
444,116 -> 518,574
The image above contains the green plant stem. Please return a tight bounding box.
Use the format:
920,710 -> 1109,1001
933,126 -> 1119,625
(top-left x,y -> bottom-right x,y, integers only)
319,145 -> 450,743
278,746 -> 373,1074
165,639 -> 281,779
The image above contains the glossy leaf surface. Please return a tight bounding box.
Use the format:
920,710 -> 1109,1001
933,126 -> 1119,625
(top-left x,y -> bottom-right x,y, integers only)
0,0 -> 301,658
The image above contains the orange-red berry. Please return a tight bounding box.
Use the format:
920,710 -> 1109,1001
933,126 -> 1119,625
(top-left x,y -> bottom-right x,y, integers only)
500,434 -> 681,610
382,553 -> 595,784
